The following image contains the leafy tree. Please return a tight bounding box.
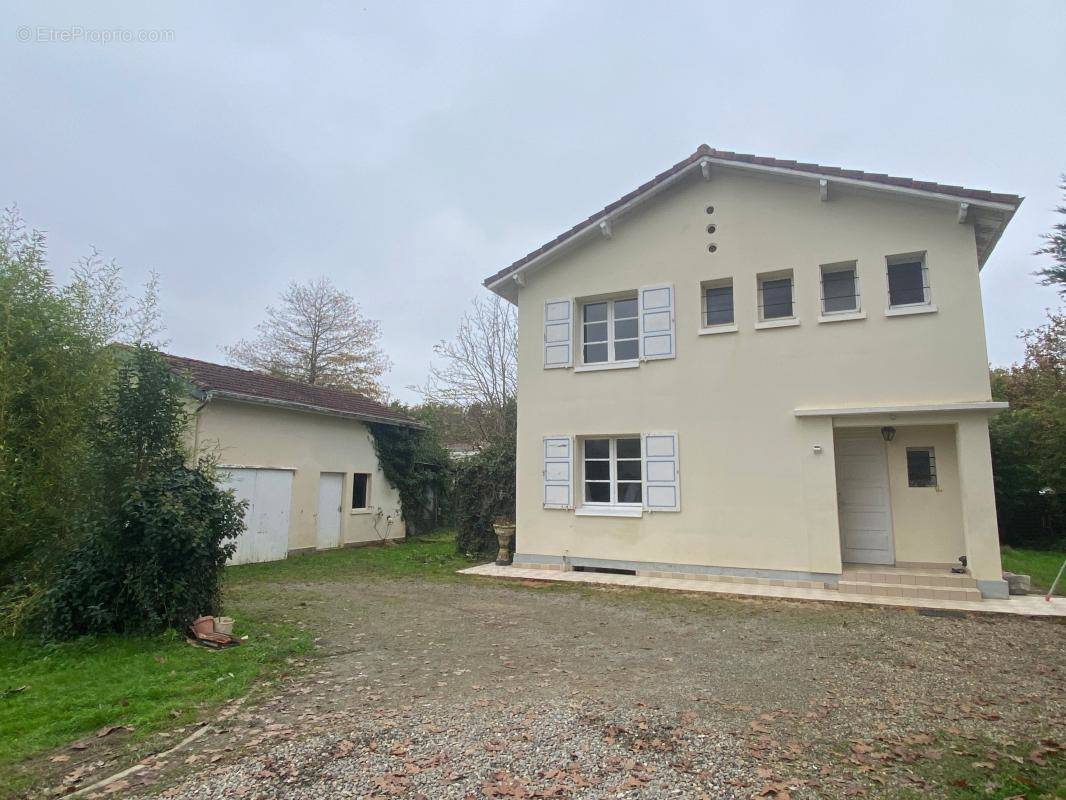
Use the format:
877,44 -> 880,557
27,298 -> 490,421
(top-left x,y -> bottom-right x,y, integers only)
0,209 -> 113,590
226,277 -> 391,400
989,310 -> 1066,548
35,346 -> 244,639
414,295 -> 517,443
1035,176 -> 1066,295
67,248 -> 166,345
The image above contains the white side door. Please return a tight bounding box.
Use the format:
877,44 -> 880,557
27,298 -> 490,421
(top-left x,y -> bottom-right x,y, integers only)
835,433 -> 894,565
316,472 -> 344,550
219,468 -> 293,565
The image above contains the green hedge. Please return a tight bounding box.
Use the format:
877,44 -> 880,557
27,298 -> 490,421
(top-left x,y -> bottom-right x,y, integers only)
454,435 -> 515,555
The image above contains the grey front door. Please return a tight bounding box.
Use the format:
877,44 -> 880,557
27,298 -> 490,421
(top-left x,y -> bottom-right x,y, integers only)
835,432 -> 894,565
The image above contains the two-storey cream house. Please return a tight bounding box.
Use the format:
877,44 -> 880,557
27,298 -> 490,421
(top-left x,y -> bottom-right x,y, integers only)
485,146 -> 1022,600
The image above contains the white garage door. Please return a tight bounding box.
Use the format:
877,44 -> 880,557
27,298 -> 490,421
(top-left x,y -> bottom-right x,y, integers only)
219,468 -> 293,565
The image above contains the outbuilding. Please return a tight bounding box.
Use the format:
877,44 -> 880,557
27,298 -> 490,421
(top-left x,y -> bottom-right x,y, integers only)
166,354 -> 420,565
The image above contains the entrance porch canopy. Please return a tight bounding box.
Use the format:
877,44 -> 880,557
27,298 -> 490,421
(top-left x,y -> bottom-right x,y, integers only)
794,400 -> 1010,599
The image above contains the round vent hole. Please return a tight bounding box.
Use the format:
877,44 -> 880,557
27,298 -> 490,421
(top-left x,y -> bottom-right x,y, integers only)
707,243 -> 718,253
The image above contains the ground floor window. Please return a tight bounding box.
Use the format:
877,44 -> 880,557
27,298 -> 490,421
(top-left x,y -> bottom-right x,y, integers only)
352,472 -> 370,509
583,437 -> 642,504
906,448 -> 937,487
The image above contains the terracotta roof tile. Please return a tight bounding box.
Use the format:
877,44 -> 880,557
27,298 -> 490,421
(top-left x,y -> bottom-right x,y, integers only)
164,354 -> 417,426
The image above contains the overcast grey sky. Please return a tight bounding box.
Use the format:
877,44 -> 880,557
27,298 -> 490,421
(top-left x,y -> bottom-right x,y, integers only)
3,1 -> 1063,402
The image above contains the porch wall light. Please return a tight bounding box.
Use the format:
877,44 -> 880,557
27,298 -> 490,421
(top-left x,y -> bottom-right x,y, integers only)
880,426 -> 896,442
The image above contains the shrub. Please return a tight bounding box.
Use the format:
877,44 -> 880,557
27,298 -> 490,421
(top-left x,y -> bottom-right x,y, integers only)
454,433 -> 516,555
34,347 -> 244,639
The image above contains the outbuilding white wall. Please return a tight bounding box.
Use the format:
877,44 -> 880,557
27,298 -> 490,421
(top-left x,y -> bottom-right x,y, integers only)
192,399 -> 404,552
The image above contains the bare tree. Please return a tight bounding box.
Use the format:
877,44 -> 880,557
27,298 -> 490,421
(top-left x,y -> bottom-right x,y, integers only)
225,277 -> 391,400
415,295 -> 517,441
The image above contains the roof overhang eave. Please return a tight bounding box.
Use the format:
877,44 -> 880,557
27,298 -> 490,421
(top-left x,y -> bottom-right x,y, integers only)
484,155 -> 1022,296
201,390 -> 426,429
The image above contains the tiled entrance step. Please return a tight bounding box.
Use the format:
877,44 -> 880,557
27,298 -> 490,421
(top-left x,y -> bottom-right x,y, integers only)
838,567 -> 981,601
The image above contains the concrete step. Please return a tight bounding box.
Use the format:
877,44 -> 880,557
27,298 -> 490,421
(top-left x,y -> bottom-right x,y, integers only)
837,580 -> 982,602
843,568 -> 977,589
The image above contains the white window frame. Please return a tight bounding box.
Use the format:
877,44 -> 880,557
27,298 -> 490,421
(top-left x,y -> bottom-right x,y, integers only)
755,269 -> 799,329
700,277 -> 736,334
580,436 -> 643,508
350,472 -> 372,513
579,296 -> 639,366
819,261 -> 861,316
886,252 -> 932,310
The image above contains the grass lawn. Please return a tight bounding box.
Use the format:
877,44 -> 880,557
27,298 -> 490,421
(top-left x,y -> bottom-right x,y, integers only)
1001,546 -> 1066,595
0,617 -> 312,795
0,532 -> 478,795
899,734 -> 1066,800
226,531 -> 476,585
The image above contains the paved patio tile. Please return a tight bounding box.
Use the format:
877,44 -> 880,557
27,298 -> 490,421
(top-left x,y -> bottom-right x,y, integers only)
460,564 -> 1066,618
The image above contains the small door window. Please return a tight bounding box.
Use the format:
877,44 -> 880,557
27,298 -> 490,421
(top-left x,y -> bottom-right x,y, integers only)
906,448 -> 937,488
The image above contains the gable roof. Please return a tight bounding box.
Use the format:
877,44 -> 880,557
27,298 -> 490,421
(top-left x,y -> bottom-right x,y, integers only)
484,145 -> 1022,296
164,354 -> 420,428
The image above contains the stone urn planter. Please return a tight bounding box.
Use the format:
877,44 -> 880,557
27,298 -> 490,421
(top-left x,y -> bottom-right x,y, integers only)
493,519 -> 516,566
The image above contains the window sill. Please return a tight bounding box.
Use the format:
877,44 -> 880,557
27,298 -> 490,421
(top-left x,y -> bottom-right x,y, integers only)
698,324 -> 738,336
574,360 -> 639,373
574,504 -> 643,518
754,317 -> 800,330
350,508 -> 374,516
885,304 -> 938,317
818,310 -> 867,324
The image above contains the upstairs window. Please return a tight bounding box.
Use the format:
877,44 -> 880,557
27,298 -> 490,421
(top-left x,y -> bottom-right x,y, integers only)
582,297 -> 638,364
887,254 -> 930,307
758,271 -> 794,320
906,448 -> 937,488
820,263 -> 859,314
583,437 -> 642,505
702,279 -> 734,327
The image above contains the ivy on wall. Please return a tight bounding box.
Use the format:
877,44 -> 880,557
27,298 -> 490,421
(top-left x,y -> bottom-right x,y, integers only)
367,418 -> 452,536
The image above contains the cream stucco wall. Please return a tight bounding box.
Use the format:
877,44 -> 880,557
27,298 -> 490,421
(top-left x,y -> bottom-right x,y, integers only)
513,167 -> 1002,583
191,399 -> 404,551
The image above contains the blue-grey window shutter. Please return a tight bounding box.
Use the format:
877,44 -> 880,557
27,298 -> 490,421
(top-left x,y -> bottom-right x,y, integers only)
639,284 -> 675,360
643,432 -> 680,511
544,299 -> 573,368
543,436 -> 573,508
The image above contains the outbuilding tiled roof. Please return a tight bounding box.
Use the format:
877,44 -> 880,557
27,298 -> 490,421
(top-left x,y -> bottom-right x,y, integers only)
164,354 -> 418,427
484,144 -> 1022,288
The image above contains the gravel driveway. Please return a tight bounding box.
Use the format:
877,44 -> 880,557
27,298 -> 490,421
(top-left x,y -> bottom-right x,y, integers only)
115,575 -> 1063,799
